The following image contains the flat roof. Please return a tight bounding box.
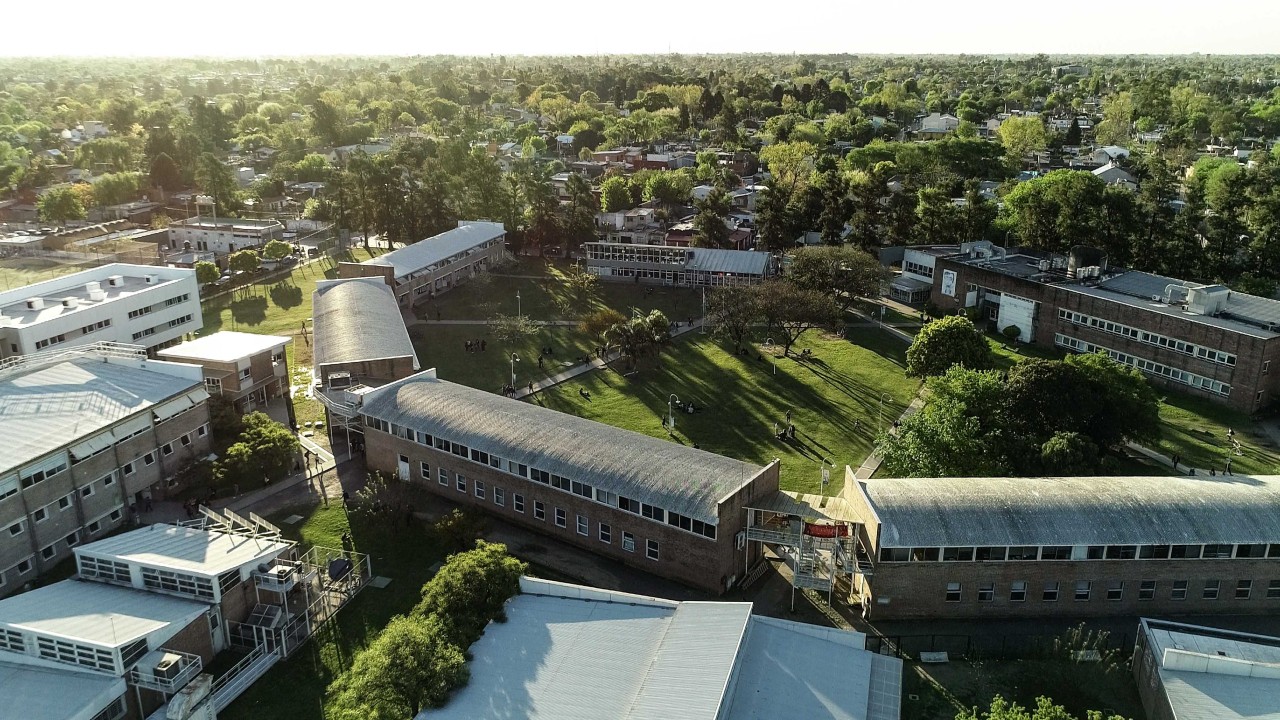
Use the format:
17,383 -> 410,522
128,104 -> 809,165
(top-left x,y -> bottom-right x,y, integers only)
312,279 -> 419,369
172,216 -> 283,231
1141,619 -> 1280,720
76,523 -> 292,578
158,331 -> 291,364
360,372 -> 764,525
0,661 -> 125,720
0,264 -> 193,328
0,579 -> 207,650
0,355 -> 202,472
1092,270 -> 1280,339
418,578 -> 898,720
362,221 -> 505,279
861,475 -> 1280,548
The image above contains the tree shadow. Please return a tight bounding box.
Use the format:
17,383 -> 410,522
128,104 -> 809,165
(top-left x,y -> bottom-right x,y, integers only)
269,282 -> 303,310
229,296 -> 268,326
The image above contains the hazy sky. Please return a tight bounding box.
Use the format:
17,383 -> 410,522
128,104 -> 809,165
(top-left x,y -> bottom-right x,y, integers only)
4,0 -> 1278,57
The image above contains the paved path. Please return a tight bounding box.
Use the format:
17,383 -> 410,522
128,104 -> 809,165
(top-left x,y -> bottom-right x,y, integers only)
851,392 -> 927,480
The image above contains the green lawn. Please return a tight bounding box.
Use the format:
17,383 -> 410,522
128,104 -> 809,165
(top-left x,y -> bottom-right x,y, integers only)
409,323 -> 604,391
0,257 -> 87,291
221,500 -> 442,720
1154,391 -> 1280,475
533,331 -> 921,495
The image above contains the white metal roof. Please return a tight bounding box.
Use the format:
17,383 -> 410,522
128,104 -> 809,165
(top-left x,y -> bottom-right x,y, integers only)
1141,619 -> 1280,720
362,221 -> 505,279
0,661 -> 125,720
157,331 -> 290,364
0,356 -> 203,471
76,523 -> 292,578
861,475 -> 1280,548
418,578 -> 895,720
360,372 -> 764,524
0,579 -> 207,650
684,247 -> 770,276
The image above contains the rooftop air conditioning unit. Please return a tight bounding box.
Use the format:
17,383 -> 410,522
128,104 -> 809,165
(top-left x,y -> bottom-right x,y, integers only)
107,275 -> 125,287
25,298 -> 43,310
153,653 -> 185,681
84,281 -> 101,294
61,297 -> 78,308
144,274 -> 158,284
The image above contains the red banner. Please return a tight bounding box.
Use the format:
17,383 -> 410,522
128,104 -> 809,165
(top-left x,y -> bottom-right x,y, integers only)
803,523 -> 849,538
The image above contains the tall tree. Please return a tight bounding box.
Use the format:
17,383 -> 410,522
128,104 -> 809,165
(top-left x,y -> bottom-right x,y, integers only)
149,152 -> 182,192
599,176 -> 632,212
786,245 -> 888,314
706,285 -> 762,354
905,315 -> 994,378
692,187 -> 732,248
37,186 -> 86,223
997,115 -> 1049,166
757,280 -> 842,356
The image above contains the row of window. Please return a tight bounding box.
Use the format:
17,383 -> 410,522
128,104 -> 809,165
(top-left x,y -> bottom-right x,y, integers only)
18,457 -> 68,489
904,260 -> 935,279
1058,309 -> 1238,366
424,460 -> 660,561
34,333 -> 67,350
130,313 -> 193,341
16,509 -> 124,575
944,578 -> 1280,603
79,555 -> 132,584
879,542 -> 1280,563
81,318 -> 112,335
1056,334 -> 1232,397
373,421 -> 719,542
141,566 -> 216,601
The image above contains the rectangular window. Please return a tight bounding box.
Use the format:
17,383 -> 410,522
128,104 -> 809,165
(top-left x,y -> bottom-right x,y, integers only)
942,547 -> 975,562
623,532 -> 635,552
81,484 -> 95,498
945,582 -> 963,602
576,515 -> 588,536
494,487 -> 505,507
420,462 -> 430,480
58,494 -> 72,511
1106,580 -> 1124,601
162,443 -> 173,456
554,508 -> 566,528
977,583 -> 995,602
1007,546 -> 1037,561
910,547 -> 940,562
7,521 -> 23,537
975,547 -> 1006,562
1040,546 -> 1072,560
456,475 -> 466,493
1010,581 -> 1027,602
16,560 -> 31,575
1171,545 -> 1202,559
1203,580 -> 1220,600
1074,581 -> 1092,601
1105,546 -> 1137,560
513,494 -> 525,513
1172,580 -> 1188,600
1202,544 -> 1234,559
41,545 -> 56,560
143,452 -> 155,466
33,507 -> 47,523
879,548 -> 910,562
1236,544 -> 1268,558
1268,580 -> 1280,599
438,467 -> 448,486
474,481 -> 485,500
599,523 -> 611,544
534,502 -> 545,521
1139,580 -> 1156,600
1236,580 -> 1252,600
646,539 -> 659,561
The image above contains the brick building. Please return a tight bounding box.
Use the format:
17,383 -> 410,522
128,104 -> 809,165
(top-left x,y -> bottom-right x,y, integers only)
844,473 -> 1280,621
158,331 -> 291,413
356,370 -> 781,595
927,245 -> 1280,412
336,220 -> 506,307
0,343 -> 211,595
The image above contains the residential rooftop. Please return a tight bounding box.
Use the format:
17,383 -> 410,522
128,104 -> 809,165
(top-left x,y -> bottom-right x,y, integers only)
0,348 -> 204,472
859,475 -> 1280,548
1141,618 -> 1280,720
359,371 -> 765,524
417,577 -> 900,720
0,579 -> 207,650
158,331 -> 291,364
361,220 -> 505,280
0,263 -> 193,329
76,523 -> 292,579
312,279 -> 419,370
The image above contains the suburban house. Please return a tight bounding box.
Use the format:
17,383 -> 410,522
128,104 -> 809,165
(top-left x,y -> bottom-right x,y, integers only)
916,113 -> 960,139
336,221 -> 506,306
583,242 -> 773,287
157,331 -> 292,413
598,207 -> 664,245
167,216 -> 284,256
1092,162 -> 1139,191
0,264 -> 202,359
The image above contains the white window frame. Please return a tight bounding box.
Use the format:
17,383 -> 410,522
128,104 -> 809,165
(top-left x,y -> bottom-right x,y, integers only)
534,501 -> 545,521
622,532 -> 635,552
493,487 -> 505,507
554,507 -> 567,528
576,515 -> 588,536
438,467 -> 448,486
513,493 -> 524,513
599,523 -> 611,544
646,539 -> 659,561
474,481 -> 486,500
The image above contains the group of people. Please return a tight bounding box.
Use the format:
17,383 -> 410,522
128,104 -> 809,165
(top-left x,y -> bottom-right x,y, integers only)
500,382 -> 533,398
464,339 -> 487,353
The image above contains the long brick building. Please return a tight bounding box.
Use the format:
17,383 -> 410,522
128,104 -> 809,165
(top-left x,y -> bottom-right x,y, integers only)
356,369 -> 781,595
923,244 -> 1280,412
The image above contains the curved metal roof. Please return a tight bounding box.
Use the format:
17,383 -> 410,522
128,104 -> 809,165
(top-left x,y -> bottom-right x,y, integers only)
861,475 -> 1280,548
359,373 -> 763,524
312,279 -> 419,369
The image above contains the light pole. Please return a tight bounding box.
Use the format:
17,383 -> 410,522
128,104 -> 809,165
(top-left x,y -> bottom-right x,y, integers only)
878,392 -> 892,432
510,353 -> 520,389
516,290 -> 522,320
667,393 -> 680,433
765,337 -> 776,375
821,456 -> 834,496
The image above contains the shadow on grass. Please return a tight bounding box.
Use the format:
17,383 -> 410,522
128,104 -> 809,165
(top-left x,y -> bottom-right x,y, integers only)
229,296 -> 268,325
269,282 -> 304,310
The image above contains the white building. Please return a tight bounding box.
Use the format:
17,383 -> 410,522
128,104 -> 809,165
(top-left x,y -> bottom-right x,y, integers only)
168,216 -> 284,256
0,264 -> 202,359
418,577 -> 902,720
1135,618 -> 1280,720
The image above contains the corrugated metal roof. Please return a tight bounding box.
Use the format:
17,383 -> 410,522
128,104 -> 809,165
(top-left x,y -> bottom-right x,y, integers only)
0,357 -> 201,472
1094,270 -> 1280,338
360,373 -> 763,524
312,279 -> 419,369
862,475 -> 1280,548
0,661 -> 125,720
77,524 -> 291,578
0,579 -> 207,649
684,248 -> 770,276
1144,620 -> 1280,720
362,221 -> 505,279
419,578 -> 895,720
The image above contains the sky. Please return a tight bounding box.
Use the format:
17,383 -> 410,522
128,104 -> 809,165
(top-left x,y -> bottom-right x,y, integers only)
3,0 -> 1278,58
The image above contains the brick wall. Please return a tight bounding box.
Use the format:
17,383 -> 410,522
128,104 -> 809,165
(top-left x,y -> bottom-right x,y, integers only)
365,428 -> 758,595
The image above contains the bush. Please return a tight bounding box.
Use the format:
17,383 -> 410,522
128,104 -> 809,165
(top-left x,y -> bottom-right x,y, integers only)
432,509 -> 486,554
1002,324 -> 1022,341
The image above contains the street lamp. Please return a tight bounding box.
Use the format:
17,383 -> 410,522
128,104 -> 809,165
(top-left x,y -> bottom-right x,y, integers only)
510,353 -> 520,388
667,393 -> 680,433
765,337 -> 776,375
821,456 -> 834,496
516,290 -> 522,320
878,392 -> 893,433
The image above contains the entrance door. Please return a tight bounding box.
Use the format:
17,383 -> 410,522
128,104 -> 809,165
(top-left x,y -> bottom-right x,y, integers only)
397,455 -> 410,482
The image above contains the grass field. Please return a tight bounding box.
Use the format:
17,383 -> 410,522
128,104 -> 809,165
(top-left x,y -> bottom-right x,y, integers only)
221,500 -> 442,720
409,322 -> 603,391
534,330 -> 920,495
0,256 -> 87,291
1154,391 -> 1280,475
